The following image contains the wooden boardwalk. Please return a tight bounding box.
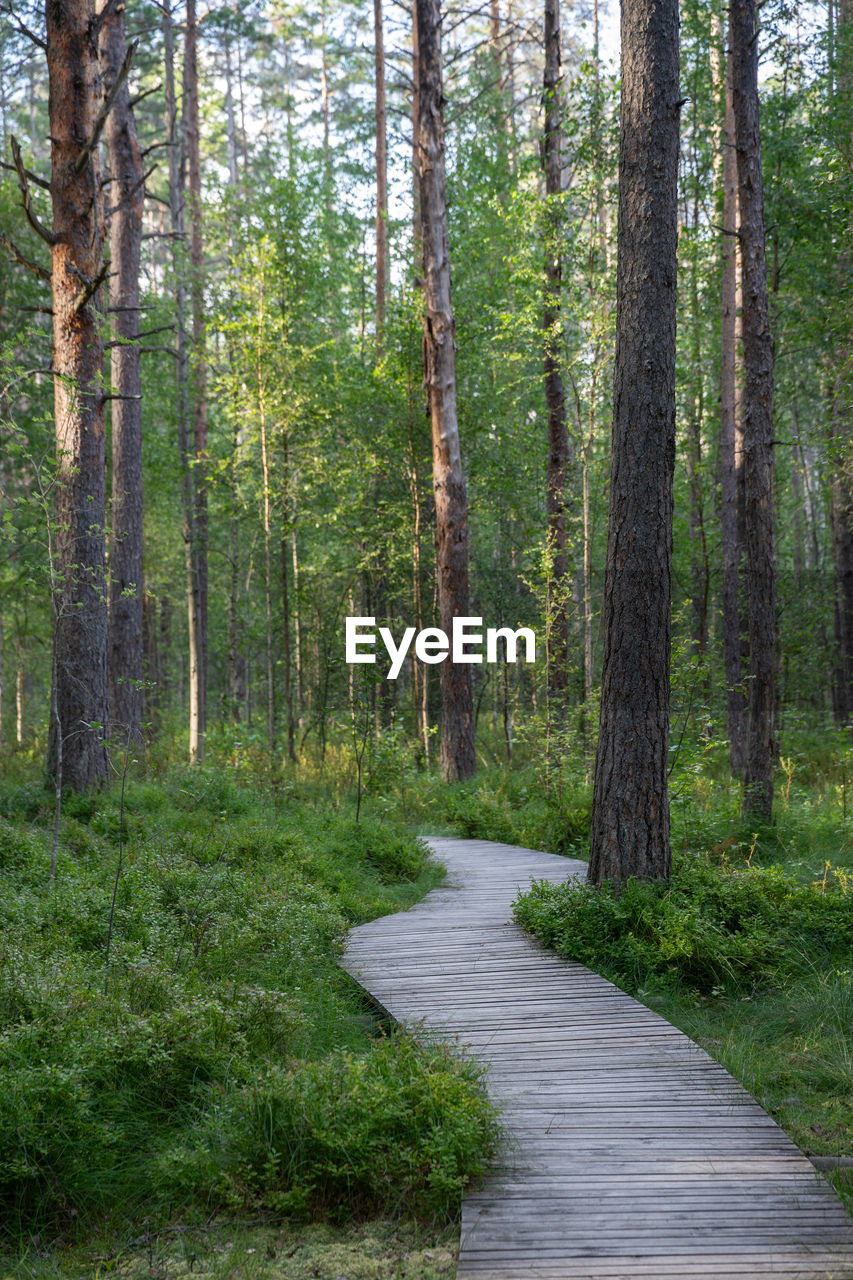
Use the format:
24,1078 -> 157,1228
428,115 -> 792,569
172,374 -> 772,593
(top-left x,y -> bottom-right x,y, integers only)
342,837 -> 853,1280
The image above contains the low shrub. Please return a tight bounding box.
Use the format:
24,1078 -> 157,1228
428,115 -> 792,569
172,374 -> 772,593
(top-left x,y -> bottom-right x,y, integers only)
211,1034 -> 500,1222
0,769 -> 494,1238
514,850 -> 853,997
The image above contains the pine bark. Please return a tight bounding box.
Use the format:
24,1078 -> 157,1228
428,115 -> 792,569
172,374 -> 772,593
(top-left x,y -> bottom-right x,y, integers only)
46,0 -> 110,790
185,0 -> 208,760
720,40 -> 747,775
587,0 -> 680,886
542,0 -> 571,700
730,0 -> 776,822
163,3 -> 199,763
829,0 -> 853,725
416,0 -> 475,782
103,0 -> 144,746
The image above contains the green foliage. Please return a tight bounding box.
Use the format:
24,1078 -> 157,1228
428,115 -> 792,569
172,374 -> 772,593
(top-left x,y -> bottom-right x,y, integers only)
441,768 -> 591,857
0,769 -> 495,1238
514,849 -> 852,998
212,1034 -> 499,1221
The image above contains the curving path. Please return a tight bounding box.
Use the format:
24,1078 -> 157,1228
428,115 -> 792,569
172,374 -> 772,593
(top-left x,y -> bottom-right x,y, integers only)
342,838 -> 853,1279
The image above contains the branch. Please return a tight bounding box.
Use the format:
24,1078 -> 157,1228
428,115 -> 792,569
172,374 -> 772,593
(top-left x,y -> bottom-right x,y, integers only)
74,40 -> 138,174
143,189 -> 171,207
0,158 -> 50,191
140,139 -> 174,159
140,345 -> 178,357
0,231 -> 51,282
137,324 -> 175,339
101,392 -> 142,401
106,164 -> 156,216
10,137 -> 57,245
71,259 -> 111,314
128,82 -> 163,110
2,6 -> 47,51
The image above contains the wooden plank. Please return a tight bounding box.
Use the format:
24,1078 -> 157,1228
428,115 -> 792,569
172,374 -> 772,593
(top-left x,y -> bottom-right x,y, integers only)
341,837 -> 853,1279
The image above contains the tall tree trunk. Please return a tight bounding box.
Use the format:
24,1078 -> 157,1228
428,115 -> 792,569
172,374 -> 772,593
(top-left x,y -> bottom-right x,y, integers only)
46,0 -> 111,790
163,2 -> 201,763
412,10 -> 421,266
281,430 -> 296,761
16,653 -> 23,746
731,0 -> 776,822
224,32 -> 242,726
542,0 -> 571,702
416,0 -> 475,782
256,288 -> 275,755
686,217 -> 710,655
408,399 -> 429,760
103,0 -> 144,746
587,0 -> 680,886
720,38 -> 748,776
374,0 -> 388,342
320,0 -> 332,201
185,0 -> 208,759
829,0 -> 853,725
291,517 -> 304,724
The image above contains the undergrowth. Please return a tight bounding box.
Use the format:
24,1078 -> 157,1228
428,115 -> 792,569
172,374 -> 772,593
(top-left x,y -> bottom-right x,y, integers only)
0,767 -> 499,1247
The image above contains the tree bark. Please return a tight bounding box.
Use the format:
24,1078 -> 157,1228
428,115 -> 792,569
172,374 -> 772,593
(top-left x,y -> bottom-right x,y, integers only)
185,0 -> 208,760
164,2 -> 201,763
730,0 -> 776,822
542,0 -> 572,702
46,0 -> 111,790
416,0 -> 475,782
374,0 -> 388,342
720,38 -> 747,776
103,0 -> 144,747
829,0 -> 853,725
412,9 -> 421,267
281,430 -> 296,762
587,0 -> 680,886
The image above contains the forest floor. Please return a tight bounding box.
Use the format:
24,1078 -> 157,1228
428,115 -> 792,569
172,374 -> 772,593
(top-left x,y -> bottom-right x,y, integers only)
0,723 -> 851,1275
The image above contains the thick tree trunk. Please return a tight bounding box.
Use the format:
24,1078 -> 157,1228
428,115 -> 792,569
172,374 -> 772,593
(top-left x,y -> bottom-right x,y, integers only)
416,0 -> 475,782
46,0 -> 110,790
731,0 -> 776,822
587,0 -> 679,886
720,42 -> 748,776
103,1 -> 144,747
542,0 -> 571,701
374,0 -> 388,341
185,0 -> 208,759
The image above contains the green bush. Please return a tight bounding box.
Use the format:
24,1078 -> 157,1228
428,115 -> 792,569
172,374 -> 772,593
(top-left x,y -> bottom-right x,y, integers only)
0,769 -> 493,1238
212,1034 -> 499,1222
514,850 -> 853,997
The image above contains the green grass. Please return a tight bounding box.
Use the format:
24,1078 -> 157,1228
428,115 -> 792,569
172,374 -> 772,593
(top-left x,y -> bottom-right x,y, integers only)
0,765 -> 499,1258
